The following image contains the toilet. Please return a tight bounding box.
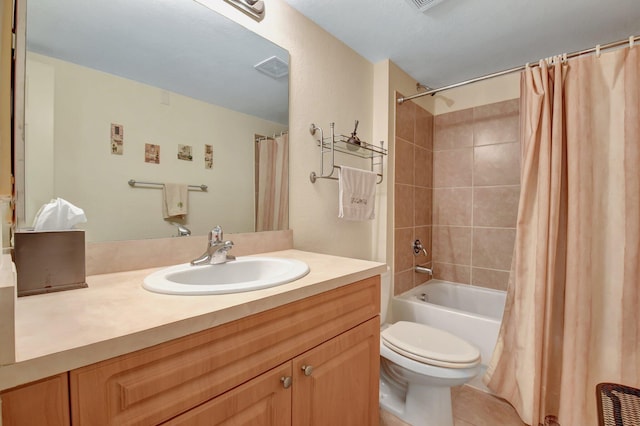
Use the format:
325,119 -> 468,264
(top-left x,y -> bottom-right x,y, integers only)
379,271 -> 481,426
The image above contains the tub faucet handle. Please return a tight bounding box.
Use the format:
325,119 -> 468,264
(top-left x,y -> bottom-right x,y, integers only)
413,239 -> 428,256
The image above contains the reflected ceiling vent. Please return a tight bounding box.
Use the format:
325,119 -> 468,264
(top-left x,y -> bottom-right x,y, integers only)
254,56 -> 289,79
404,0 -> 447,12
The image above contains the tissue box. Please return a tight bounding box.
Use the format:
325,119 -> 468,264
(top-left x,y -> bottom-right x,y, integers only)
13,230 -> 88,297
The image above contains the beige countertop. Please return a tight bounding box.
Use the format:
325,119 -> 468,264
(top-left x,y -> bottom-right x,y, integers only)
0,249 -> 386,391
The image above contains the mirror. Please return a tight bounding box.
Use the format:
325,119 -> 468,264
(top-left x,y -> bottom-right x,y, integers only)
16,0 -> 289,242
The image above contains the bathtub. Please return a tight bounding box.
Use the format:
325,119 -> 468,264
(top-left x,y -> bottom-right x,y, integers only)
390,280 -> 506,365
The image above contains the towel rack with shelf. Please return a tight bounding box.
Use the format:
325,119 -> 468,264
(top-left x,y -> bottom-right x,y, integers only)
309,122 -> 386,184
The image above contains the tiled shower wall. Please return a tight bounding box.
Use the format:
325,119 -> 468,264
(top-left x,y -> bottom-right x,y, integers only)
432,99 -> 520,290
393,97 -> 520,295
393,96 -> 434,295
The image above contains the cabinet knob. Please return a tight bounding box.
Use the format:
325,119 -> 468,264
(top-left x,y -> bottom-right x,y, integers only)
301,365 -> 313,376
280,376 -> 292,389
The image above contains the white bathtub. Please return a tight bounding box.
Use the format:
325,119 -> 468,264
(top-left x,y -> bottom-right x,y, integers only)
390,280 -> 506,365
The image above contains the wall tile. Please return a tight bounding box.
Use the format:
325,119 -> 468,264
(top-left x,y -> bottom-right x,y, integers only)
394,184 -> 414,228
415,106 -> 433,150
434,109 -> 473,150
473,99 -> 520,146
394,227 -> 414,272
473,142 -> 520,186
433,187 -> 472,226
472,228 -> 516,270
395,137 -> 415,185
433,148 -> 473,188
396,96 -> 415,143
472,267 -> 511,291
432,226 -> 471,265
394,270 -> 415,296
473,186 -> 520,227
433,262 -> 471,284
414,147 -> 432,188
414,187 -> 432,227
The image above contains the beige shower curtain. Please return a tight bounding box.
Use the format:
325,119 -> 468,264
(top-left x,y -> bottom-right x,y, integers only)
256,133 -> 289,232
484,46 -> 640,425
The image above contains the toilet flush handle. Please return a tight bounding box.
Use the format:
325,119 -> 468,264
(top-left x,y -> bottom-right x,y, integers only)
301,365 -> 314,376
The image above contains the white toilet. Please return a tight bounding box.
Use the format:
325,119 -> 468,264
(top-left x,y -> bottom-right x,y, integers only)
379,272 -> 481,426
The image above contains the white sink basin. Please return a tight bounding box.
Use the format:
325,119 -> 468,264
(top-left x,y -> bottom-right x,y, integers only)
143,257 -> 310,295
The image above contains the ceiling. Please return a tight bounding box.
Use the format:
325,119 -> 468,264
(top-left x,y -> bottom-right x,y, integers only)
283,0 -> 640,90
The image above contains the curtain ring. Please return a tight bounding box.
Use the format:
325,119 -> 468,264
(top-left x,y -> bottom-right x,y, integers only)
595,44 -> 601,57
630,36 -> 635,48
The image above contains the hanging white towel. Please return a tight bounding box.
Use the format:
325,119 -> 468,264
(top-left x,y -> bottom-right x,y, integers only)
163,183 -> 188,219
338,166 -> 377,221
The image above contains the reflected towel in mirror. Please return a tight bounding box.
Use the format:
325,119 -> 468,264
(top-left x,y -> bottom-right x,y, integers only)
163,183 -> 188,219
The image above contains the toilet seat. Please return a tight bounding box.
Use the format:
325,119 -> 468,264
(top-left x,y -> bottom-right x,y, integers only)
381,321 -> 481,369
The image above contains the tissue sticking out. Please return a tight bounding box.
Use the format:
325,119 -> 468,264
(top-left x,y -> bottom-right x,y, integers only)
32,198 -> 87,231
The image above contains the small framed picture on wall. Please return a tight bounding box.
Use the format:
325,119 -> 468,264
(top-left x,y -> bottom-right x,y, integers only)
205,144 -> 213,169
145,143 -> 160,164
110,123 -> 123,155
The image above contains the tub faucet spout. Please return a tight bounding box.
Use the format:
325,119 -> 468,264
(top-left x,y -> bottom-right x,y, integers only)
415,265 -> 433,275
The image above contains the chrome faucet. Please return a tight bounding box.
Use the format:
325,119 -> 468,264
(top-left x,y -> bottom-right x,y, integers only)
173,223 -> 191,237
190,226 -> 235,266
413,239 -> 428,257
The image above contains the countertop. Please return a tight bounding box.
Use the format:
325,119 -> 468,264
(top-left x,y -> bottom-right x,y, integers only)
0,249 -> 386,391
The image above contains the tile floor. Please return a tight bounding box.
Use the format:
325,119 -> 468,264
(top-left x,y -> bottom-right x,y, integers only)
380,384 -> 526,426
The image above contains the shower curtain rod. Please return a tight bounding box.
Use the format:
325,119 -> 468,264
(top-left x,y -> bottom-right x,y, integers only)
398,34 -> 640,104
255,130 -> 289,142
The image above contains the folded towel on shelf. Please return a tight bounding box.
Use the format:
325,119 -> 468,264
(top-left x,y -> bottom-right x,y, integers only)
163,183 -> 188,219
338,166 -> 377,221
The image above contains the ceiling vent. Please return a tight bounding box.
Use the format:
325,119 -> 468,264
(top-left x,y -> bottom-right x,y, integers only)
404,0 -> 447,12
254,56 -> 289,79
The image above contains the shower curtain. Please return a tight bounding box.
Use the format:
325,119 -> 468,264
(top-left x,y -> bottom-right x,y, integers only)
484,46 -> 640,425
256,133 -> 289,232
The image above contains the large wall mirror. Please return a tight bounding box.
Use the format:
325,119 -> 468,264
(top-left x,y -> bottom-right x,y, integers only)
15,0 -> 289,242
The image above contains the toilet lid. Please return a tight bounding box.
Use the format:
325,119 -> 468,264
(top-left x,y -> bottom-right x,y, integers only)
381,321 -> 481,369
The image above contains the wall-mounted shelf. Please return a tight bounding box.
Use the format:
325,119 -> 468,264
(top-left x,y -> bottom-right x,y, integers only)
309,122 -> 386,184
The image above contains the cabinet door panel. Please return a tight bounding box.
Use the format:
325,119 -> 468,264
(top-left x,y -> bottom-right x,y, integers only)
0,373 -> 70,426
292,318 -> 380,426
163,363 -> 291,426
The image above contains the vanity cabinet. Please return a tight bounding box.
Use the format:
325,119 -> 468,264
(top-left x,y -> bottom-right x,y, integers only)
69,276 -> 380,425
0,373 -> 70,425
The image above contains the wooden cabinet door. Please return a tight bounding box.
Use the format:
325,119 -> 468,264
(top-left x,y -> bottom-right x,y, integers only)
292,318 -> 380,426
162,363 -> 292,426
0,373 -> 70,426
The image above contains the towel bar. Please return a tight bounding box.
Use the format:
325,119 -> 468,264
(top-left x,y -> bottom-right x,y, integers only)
128,179 -> 208,191
310,165 -> 383,184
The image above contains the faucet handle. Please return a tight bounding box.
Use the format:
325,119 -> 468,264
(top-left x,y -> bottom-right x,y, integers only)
413,239 -> 428,257
210,226 -> 223,243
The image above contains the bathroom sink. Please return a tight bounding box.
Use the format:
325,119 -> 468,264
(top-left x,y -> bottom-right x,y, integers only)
143,257 -> 310,295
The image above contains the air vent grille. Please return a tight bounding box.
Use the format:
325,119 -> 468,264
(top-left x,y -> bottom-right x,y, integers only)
404,0 -> 447,12
254,56 -> 289,79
